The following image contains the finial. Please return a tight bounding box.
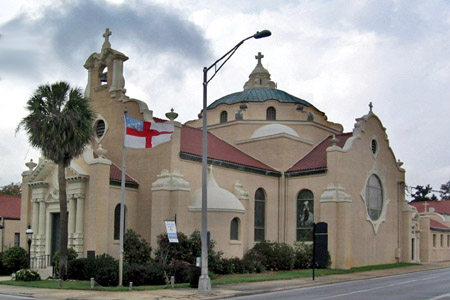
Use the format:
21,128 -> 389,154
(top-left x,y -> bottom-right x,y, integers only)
165,108 -> 178,121
102,28 -> 112,51
94,144 -> 107,158
255,52 -> 264,65
369,102 -> 373,113
25,159 -> 37,171
330,134 -> 339,146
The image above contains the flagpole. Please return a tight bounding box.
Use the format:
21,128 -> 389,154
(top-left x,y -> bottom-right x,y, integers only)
119,111 -> 128,286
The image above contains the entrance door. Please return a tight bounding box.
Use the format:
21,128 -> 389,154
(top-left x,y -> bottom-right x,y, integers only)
51,213 -> 61,259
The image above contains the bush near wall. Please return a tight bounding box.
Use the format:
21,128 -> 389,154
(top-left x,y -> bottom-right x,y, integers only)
1,246 -> 27,274
244,240 -> 295,271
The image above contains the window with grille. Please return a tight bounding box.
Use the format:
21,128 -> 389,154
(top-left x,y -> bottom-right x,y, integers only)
266,107 -> 276,120
254,188 -> 266,241
366,175 -> 383,220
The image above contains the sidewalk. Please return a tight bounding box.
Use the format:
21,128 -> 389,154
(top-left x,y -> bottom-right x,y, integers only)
1,261 -> 450,300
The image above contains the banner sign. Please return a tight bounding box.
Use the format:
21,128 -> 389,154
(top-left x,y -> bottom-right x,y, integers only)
165,220 -> 179,243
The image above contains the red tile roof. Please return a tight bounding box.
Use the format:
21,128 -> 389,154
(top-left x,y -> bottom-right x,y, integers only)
0,195 -> 21,219
409,200 -> 450,214
110,163 -> 139,187
286,133 -> 353,174
180,126 -> 278,173
430,219 -> 450,230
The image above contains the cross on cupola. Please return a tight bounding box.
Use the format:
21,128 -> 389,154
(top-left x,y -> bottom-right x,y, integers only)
255,52 -> 264,65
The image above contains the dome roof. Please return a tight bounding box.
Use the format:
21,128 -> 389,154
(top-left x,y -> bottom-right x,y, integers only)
189,167 -> 245,213
208,88 -> 311,109
251,124 -> 300,139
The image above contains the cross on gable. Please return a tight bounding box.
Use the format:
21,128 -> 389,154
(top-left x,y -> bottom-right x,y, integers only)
126,121 -> 172,148
423,201 -> 429,212
369,102 -> 373,113
255,52 -> 264,65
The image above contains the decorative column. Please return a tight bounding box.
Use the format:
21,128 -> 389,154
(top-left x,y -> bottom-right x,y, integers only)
68,196 -> 77,248
37,199 -> 47,257
67,175 -> 88,257
74,195 -> 85,256
31,199 -> 39,255
29,181 -> 49,258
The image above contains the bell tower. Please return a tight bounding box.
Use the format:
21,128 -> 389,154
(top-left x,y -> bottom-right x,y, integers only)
84,28 -> 129,99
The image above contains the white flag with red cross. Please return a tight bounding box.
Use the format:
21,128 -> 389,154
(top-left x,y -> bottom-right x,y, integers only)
124,115 -> 174,149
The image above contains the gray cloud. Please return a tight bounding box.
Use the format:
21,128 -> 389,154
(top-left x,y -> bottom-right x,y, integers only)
0,0 -> 211,80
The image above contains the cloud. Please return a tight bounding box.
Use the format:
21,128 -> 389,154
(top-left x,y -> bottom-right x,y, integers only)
0,0 -> 211,81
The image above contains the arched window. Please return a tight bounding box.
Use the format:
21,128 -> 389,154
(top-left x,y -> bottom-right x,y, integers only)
220,111 -> 228,123
366,175 -> 383,220
254,188 -> 266,241
230,217 -> 240,240
266,107 -> 276,120
114,204 -> 127,240
99,65 -> 108,85
297,189 -> 314,241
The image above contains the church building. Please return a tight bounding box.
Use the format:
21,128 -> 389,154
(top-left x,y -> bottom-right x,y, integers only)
20,29 -> 441,270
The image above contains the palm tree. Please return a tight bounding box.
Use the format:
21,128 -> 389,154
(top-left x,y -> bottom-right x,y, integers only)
17,81 -> 94,280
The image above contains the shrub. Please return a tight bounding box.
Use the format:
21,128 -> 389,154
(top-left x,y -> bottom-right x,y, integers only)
66,254 -> 119,286
1,247 -> 27,273
53,248 -> 78,278
294,241 -> 313,269
13,269 -> 41,281
0,252 -> 6,275
124,229 -> 152,265
244,240 -> 295,271
67,258 -> 92,280
168,260 -> 191,283
123,263 -> 149,286
123,262 -> 166,286
93,254 -> 118,286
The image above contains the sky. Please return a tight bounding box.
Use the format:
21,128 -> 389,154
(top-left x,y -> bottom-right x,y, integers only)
0,0 -> 449,198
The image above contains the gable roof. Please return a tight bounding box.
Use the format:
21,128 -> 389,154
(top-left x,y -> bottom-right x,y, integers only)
109,163 -> 139,188
409,200 -> 450,214
430,219 -> 450,232
0,195 -> 21,220
286,133 -> 353,176
180,126 -> 280,177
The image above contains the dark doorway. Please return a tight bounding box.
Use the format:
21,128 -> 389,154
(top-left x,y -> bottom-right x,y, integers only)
51,213 -> 61,259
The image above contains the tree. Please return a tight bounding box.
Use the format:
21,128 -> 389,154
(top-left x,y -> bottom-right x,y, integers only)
0,182 -> 21,195
410,184 -> 435,202
17,82 -> 94,280
440,180 -> 450,200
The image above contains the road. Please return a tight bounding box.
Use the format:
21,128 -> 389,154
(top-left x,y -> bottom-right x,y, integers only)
0,294 -> 35,300
229,268 -> 450,300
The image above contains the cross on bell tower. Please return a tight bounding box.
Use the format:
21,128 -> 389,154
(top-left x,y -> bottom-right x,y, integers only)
102,28 -> 112,51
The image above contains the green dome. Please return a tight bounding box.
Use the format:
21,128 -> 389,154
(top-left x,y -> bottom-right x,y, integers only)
208,88 -> 311,109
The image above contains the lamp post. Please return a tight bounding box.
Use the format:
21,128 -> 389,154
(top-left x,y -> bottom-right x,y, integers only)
199,30 -> 271,293
26,225 -> 33,269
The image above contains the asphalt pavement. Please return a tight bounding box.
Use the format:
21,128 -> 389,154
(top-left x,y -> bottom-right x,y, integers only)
0,261 -> 449,300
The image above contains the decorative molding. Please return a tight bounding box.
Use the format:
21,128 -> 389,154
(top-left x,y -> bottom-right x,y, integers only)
233,180 -> 249,200
83,145 -> 112,165
320,183 -> 352,203
151,169 -> 191,191
236,132 -> 313,145
360,169 -> 390,234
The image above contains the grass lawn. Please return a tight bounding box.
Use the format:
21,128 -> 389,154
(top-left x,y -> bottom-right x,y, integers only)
0,263 -> 416,291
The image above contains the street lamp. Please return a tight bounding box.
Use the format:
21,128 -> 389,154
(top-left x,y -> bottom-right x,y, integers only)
199,29 -> 271,293
26,225 -> 33,269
